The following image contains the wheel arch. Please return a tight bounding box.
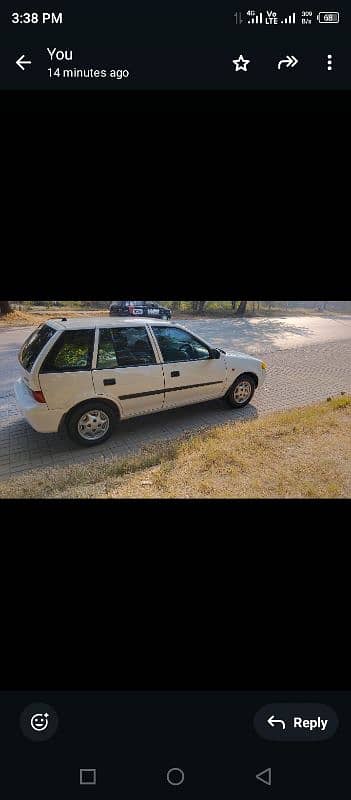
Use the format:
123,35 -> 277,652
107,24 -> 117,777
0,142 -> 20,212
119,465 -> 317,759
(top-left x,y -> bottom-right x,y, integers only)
226,371 -> 259,396
60,397 -> 121,432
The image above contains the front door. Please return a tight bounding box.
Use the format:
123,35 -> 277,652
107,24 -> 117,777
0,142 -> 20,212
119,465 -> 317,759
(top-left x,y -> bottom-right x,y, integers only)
150,326 -> 227,409
92,326 -> 165,418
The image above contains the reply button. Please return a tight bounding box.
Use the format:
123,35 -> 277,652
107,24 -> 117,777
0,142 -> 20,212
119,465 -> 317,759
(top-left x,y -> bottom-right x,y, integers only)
254,704 -> 339,741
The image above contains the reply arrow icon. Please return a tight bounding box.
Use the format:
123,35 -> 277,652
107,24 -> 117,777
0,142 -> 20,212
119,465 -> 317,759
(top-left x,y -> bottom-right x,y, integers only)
267,715 -> 286,730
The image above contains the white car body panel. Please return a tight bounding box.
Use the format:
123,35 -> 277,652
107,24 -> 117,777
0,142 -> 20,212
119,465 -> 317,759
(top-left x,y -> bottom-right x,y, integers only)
92,364 -> 165,418
14,317 -> 267,435
39,371 -> 96,411
14,378 -> 63,433
225,352 -> 266,389
161,358 -> 227,409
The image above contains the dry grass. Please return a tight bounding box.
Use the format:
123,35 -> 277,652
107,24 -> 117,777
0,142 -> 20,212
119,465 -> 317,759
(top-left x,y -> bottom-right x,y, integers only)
0,309 -> 109,328
0,396 -> 350,500
0,310 -> 44,327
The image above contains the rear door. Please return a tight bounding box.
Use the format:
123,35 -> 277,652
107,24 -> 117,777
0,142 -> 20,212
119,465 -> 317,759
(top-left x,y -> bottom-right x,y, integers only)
38,329 -> 96,409
151,326 -> 227,408
92,325 -> 165,418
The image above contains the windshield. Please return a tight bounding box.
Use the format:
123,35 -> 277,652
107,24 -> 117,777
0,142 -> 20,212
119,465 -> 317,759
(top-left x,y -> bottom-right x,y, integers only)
20,324 -> 57,372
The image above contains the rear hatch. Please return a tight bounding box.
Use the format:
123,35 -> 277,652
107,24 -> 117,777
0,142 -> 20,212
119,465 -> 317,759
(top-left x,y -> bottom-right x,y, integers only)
18,323 -> 59,392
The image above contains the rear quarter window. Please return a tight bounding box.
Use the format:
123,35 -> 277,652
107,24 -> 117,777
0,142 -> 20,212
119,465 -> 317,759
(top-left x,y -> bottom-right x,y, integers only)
40,330 -> 95,373
20,324 -> 57,372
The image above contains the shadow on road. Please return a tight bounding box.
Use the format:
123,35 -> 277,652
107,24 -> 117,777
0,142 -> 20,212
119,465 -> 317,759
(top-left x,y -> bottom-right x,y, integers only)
179,317 -> 315,351
119,397 -> 259,439
321,313 -> 351,322
5,399 -> 259,462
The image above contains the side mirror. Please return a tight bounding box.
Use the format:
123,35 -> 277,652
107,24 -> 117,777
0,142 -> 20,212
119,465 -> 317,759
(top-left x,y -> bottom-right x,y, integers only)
209,348 -> 221,359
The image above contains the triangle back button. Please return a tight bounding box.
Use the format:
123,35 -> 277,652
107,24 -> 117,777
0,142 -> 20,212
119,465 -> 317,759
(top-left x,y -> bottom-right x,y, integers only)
256,768 -> 272,786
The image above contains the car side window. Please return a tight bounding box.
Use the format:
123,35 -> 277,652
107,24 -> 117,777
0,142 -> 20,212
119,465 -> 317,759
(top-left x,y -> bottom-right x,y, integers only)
41,330 -> 95,373
152,327 -> 210,363
97,329 -> 118,369
97,327 -> 157,369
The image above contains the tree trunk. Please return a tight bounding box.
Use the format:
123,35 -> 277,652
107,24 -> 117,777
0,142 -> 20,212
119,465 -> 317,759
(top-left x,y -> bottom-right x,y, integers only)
0,301 -> 12,315
192,301 -> 207,314
236,300 -> 248,316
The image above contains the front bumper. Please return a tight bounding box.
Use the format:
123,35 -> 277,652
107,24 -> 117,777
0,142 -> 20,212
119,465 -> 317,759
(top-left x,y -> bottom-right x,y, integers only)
14,379 -> 63,434
257,366 -> 267,389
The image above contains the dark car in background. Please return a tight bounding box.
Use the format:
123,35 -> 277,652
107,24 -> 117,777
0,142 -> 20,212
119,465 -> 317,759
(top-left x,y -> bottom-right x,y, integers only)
109,301 -> 172,320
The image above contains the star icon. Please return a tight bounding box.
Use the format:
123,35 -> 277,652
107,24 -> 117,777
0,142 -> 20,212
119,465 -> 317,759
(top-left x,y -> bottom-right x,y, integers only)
232,54 -> 250,72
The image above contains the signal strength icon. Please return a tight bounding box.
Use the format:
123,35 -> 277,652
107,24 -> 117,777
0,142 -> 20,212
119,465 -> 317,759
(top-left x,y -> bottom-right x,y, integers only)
247,11 -> 263,23
280,12 -> 296,22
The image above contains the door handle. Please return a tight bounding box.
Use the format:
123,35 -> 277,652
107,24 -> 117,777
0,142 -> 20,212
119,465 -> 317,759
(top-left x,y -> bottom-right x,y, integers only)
171,371 -> 180,378
103,379 -> 116,386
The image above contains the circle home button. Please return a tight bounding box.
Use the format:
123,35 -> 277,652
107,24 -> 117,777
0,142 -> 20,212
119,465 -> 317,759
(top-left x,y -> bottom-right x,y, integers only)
167,768 -> 185,787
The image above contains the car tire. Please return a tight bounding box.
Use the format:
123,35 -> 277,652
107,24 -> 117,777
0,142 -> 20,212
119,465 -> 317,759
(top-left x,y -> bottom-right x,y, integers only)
225,374 -> 256,409
67,402 -> 116,447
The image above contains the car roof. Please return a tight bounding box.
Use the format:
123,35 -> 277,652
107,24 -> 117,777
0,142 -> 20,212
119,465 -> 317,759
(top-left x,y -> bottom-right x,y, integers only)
46,317 -> 175,331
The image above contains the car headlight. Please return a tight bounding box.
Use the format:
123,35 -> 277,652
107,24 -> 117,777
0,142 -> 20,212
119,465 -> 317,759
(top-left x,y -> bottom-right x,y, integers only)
261,362 -> 267,370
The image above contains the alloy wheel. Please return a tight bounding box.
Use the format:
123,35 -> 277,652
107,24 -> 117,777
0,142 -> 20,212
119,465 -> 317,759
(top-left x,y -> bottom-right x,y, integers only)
77,409 -> 110,441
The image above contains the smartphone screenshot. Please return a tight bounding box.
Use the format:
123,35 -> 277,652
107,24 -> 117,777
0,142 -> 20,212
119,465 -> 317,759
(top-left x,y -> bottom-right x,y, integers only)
1,296 -> 350,796
1,2 -> 349,107
1,691 -> 348,796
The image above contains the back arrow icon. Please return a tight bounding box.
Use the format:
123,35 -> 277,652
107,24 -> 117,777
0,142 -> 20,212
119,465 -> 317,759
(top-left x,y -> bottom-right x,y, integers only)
16,55 -> 32,71
278,55 -> 298,70
256,768 -> 272,787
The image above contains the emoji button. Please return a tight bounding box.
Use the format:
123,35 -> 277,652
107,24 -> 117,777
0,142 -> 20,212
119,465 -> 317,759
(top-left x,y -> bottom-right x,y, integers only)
31,712 -> 49,731
20,703 -> 59,742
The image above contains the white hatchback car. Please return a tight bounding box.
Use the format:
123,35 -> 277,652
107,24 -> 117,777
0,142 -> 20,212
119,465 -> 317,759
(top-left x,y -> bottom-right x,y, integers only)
15,318 -> 267,447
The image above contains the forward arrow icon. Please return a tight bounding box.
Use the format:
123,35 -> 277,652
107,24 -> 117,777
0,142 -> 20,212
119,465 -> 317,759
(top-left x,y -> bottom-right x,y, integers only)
278,55 -> 298,69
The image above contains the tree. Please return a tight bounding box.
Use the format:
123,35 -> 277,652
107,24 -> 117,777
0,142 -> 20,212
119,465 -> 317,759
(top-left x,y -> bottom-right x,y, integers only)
0,301 -> 12,315
192,301 -> 207,314
236,300 -> 248,316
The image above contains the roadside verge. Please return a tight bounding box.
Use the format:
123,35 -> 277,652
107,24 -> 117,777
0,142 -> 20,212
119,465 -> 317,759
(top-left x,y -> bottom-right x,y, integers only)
1,396 -> 349,499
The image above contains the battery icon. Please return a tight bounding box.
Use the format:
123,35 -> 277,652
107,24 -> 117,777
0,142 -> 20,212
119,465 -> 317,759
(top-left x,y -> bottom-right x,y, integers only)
317,11 -> 340,22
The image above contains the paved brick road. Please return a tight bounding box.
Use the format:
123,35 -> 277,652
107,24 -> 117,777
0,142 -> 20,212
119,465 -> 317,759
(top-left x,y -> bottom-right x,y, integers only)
0,338 -> 350,481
